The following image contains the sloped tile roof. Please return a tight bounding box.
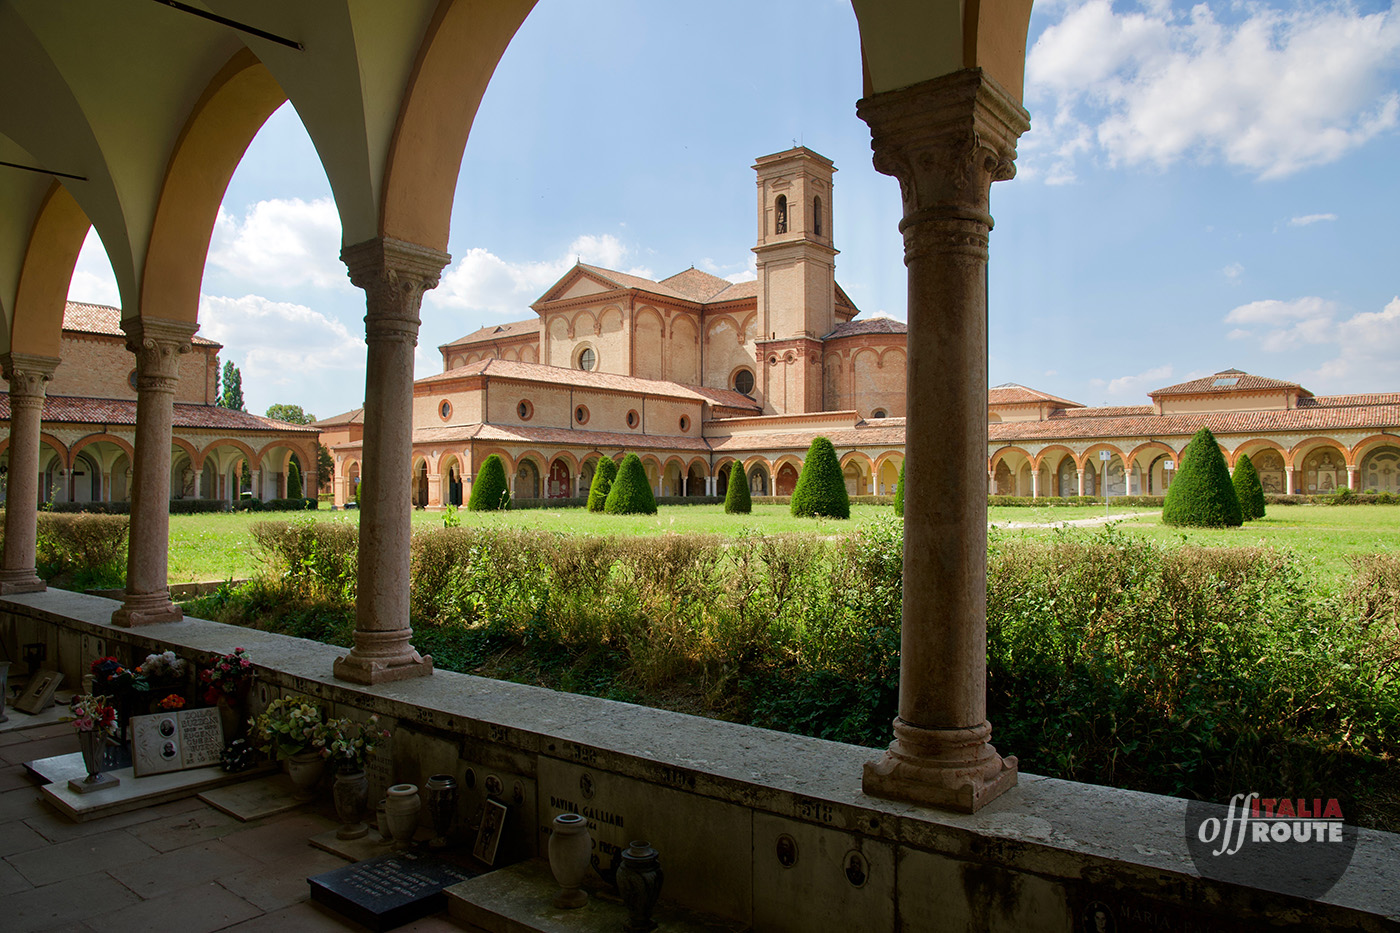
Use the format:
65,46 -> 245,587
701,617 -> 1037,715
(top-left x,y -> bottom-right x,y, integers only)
64,301 -> 220,347
0,394 -> 317,432
989,401 -> 1400,442
412,422 -> 711,452
658,268 -> 734,302
440,319 -> 541,350
310,407 -> 364,428
574,264 -> 695,302
1302,393 -> 1400,408
707,279 -> 758,303
1149,369 -> 1308,397
417,359 -> 761,411
1050,405 -> 1155,419
989,384 -> 1084,408
708,424 -> 908,453
824,317 -> 907,340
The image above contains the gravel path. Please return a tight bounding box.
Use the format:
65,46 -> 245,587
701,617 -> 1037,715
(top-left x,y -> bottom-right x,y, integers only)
990,511 -> 1158,530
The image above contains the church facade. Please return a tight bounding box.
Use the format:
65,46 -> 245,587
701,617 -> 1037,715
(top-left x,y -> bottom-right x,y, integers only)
319,148 -> 1400,508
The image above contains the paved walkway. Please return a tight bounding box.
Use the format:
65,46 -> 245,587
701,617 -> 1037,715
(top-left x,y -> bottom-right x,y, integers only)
0,722 -> 462,932
990,511 -> 1156,530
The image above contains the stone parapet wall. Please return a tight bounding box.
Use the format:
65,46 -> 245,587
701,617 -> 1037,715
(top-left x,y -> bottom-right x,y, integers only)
3,589 -> 1396,931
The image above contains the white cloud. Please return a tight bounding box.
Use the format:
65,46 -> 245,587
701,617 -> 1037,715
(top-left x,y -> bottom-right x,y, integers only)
198,293 -> 365,416
1089,363 -> 1174,396
66,228 -> 121,307
1023,1 -> 1400,180
1223,261 -> 1244,281
426,234 -> 652,315
1289,213 -> 1339,226
207,198 -> 350,291
1305,297 -> 1400,387
1224,296 -> 1338,351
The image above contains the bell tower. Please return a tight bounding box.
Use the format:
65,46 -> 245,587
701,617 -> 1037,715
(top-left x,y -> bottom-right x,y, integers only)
753,147 -> 837,414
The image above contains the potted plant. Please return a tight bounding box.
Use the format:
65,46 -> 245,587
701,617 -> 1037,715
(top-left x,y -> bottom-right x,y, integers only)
321,715 -> 390,840
249,695 -> 327,798
200,647 -> 255,739
89,656 -> 145,742
68,693 -> 120,791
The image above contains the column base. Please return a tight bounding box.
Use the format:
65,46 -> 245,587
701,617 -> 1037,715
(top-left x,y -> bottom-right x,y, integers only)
334,647 -> 434,685
110,590 -> 183,627
862,717 -> 1018,813
0,569 -> 46,594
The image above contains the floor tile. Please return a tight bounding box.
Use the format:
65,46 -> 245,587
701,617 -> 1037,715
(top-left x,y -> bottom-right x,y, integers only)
109,837 -> 261,898
0,734 -> 77,767
220,812 -> 338,864
221,899 -> 361,932
6,827 -> 156,887
88,880 -> 260,933
0,819 -> 48,858
126,805 -> 244,852
0,869 -> 140,933
218,845 -> 350,911
24,793 -> 202,844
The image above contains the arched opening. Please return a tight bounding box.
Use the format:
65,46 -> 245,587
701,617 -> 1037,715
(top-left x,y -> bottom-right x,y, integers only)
877,457 -> 902,496
1252,449 -> 1286,495
547,457 -> 572,499
775,462 -> 800,497
170,451 -> 197,500
662,461 -> 683,497
686,462 -> 706,497
813,195 -> 823,236
71,452 -> 101,503
1300,445 -> 1347,493
749,464 -> 770,496
716,463 -> 732,498
1056,457 -> 1076,497
346,462 -> 362,505
644,460 -> 661,496
775,194 -> 788,234
516,459 -> 541,499
579,457 -> 598,498
412,459 -> 429,508
1360,446 -> 1400,494
441,455 -> 464,506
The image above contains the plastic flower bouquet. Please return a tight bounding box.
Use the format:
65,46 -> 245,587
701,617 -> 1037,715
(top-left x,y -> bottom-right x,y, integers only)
200,647 -> 255,705
157,694 -> 186,711
90,655 -> 144,696
320,715 -> 390,772
69,693 -> 119,736
138,650 -> 186,682
249,695 -> 327,759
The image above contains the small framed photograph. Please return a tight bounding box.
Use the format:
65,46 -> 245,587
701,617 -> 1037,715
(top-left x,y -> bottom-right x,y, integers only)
472,798 -> 508,866
13,670 -> 63,714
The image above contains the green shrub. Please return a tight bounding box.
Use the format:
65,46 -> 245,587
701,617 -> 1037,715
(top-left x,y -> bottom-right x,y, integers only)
790,437 -> 849,519
286,460 -> 303,499
1232,453 -> 1266,521
894,461 -> 905,516
587,457 -> 618,513
724,463 -> 752,514
34,513 -> 129,586
251,518 -> 358,602
468,455 -> 511,511
1162,428 -> 1242,527
604,453 -> 657,515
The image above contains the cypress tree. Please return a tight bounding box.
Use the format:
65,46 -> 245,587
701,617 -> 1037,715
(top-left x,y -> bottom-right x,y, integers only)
790,437 -> 850,519
724,463 -> 752,514
1232,452 -> 1267,521
286,459 -> 303,499
1162,428 -> 1242,527
604,453 -> 657,515
893,460 -> 905,516
467,454 -> 511,511
586,457 -> 618,512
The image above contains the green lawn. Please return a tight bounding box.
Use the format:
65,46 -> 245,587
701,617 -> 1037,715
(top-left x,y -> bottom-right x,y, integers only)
166,501 -> 1400,590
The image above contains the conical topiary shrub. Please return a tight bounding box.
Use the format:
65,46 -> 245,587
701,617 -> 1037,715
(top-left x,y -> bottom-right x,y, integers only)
604,453 -> 657,515
724,462 -> 751,514
286,459 -> 303,499
790,437 -> 850,519
1162,428 -> 1241,527
1232,452 -> 1267,521
893,460 -> 905,516
587,457 -> 618,513
467,454 -> 511,511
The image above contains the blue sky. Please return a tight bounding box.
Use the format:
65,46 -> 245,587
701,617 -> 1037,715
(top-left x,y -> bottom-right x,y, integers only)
69,0 -> 1400,418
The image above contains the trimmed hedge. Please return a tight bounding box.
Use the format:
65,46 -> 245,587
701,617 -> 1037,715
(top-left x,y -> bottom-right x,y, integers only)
604,453 -> 657,515
986,495 -> 1167,508
1267,492 -> 1400,505
1232,453 -> 1266,521
894,461 -> 905,516
724,463 -> 752,514
790,437 -> 850,519
468,454 -> 511,511
286,460 -> 303,499
587,457 -> 618,513
1163,428 -> 1242,528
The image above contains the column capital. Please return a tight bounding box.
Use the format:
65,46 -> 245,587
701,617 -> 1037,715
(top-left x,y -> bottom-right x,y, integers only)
858,69 -> 1030,221
122,317 -> 197,392
342,237 -> 451,343
0,352 -> 60,404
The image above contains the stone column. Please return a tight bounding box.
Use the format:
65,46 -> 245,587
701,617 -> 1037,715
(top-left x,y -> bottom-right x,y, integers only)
112,318 -> 196,626
1030,468 -> 1040,499
193,467 -> 202,500
335,237 -> 449,685
0,353 -> 59,594
1077,469 -> 1085,497
1286,470 -> 1294,495
1347,467 -> 1359,491
858,69 -> 1028,813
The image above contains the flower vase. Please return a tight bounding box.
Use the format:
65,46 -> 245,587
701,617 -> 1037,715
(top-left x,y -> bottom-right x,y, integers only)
548,813 -> 591,909
68,730 -> 120,794
215,696 -> 244,743
333,767 -> 370,840
616,841 -> 664,933
424,773 -> 458,848
286,750 -> 324,799
384,783 -> 421,849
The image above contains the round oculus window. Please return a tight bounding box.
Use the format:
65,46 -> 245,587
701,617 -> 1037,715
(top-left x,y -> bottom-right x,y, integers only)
626,410 -> 640,429
679,415 -> 690,432
517,400 -> 533,421
439,400 -> 452,420
574,405 -> 590,425
128,369 -> 138,390
577,347 -> 596,371
733,369 -> 755,395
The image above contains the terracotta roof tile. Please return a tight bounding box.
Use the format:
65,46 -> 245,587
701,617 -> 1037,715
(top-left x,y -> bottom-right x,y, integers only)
1150,369 -> 1308,397
706,279 -> 758,303
440,319 -> 541,350
0,394 -> 317,432
1301,393 -> 1400,408
989,403 -> 1400,442
63,301 -> 220,347
310,407 -> 364,428
658,268 -> 734,301
989,384 -> 1084,408
823,317 -> 906,340
1050,405 -> 1155,419
413,422 -> 710,452
708,424 -> 907,452
573,264 -> 695,302
417,359 -> 761,411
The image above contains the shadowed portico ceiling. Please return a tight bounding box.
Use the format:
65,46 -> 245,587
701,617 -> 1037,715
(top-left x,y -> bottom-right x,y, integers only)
0,0 -> 1030,355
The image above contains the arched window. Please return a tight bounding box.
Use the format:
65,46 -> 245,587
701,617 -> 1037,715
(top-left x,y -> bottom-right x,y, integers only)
871,409 -> 886,419
775,195 -> 787,234
813,196 -> 822,236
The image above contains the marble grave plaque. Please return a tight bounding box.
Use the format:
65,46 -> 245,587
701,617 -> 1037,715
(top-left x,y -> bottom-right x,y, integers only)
131,707 -> 224,777
309,851 -> 476,931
